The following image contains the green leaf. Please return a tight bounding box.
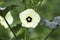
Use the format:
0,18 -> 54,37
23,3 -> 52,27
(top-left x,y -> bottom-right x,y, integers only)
0,24 -> 10,40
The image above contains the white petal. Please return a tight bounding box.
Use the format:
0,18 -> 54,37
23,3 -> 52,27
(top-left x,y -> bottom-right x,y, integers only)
0,16 -> 8,28
5,11 -> 13,25
0,11 -> 13,28
19,9 -> 41,28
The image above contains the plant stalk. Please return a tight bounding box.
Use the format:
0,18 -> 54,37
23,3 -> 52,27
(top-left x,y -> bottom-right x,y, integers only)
44,28 -> 56,40
4,17 -> 18,40
24,28 -> 29,40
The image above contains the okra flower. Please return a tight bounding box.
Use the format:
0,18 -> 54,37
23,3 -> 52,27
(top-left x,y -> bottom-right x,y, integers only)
19,9 -> 41,28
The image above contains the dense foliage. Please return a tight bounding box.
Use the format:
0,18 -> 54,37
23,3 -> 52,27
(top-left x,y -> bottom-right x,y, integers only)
0,0 -> 60,40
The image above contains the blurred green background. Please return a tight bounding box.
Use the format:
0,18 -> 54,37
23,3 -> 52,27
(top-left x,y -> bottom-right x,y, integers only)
0,0 -> 60,40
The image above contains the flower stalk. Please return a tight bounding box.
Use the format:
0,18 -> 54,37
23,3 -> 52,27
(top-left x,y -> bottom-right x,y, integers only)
44,28 -> 57,40
4,17 -> 18,40
24,28 -> 29,40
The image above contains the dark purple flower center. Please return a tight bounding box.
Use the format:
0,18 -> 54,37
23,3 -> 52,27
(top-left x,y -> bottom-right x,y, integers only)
26,16 -> 32,22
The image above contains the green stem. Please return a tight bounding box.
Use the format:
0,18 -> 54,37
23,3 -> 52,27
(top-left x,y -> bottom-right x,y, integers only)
4,17 -> 18,40
24,28 -> 29,40
44,28 -> 56,40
